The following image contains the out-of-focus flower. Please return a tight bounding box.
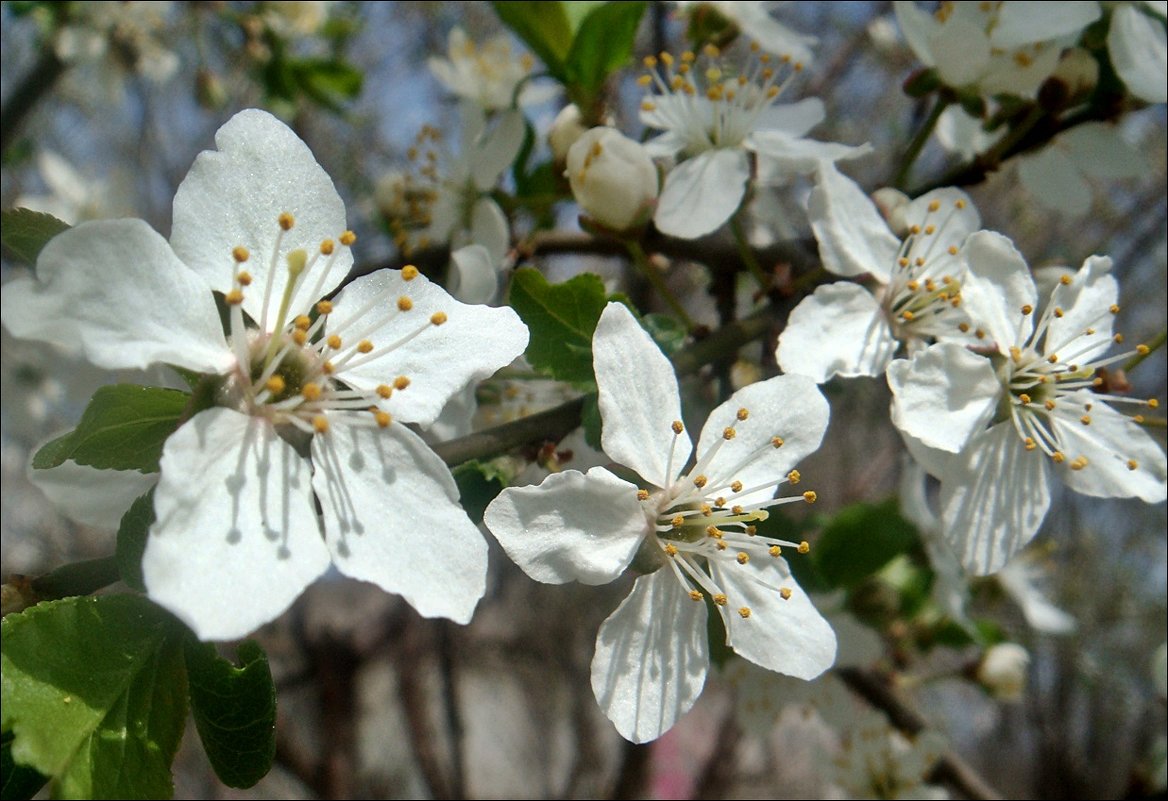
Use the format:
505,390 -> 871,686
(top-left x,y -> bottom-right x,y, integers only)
263,0 -> 333,37
997,550 -> 1076,634
485,302 -> 835,743
830,711 -> 950,799
549,103 -> 588,164
976,643 -> 1030,700
428,26 -> 553,111
1108,2 -> 1168,104
566,127 -> 659,233
54,1 -> 179,98
676,1 -> 817,65
15,151 -> 111,225
1017,122 -> 1145,217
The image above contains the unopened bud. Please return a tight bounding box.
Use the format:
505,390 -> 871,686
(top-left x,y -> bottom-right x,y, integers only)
566,127 -> 659,233
549,104 -> 588,165
976,643 -> 1030,701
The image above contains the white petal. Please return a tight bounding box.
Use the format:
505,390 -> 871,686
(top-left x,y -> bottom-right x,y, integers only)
713,557 -> 836,679
1109,3 -> 1168,103
893,1 -> 940,66
1044,255 -> 1116,364
749,133 -> 872,178
931,19 -> 991,88
698,374 -> 829,507
997,556 -> 1076,634
754,97 -> 826,138
328,269 -> 528,427
940,423 -> 1052,575
904,187 -> 981,259
992,1 -> 1101,48
806,162 -> 899,280
1017,146 -> 1092,217
483,467 -> 647,585
1061,122 -> 1146,179
472,109 -> 525,190
143,408 -> 330,641
654,150 -> 748,239
594,303 -> 691,488
468,197 -> 511,265
313,421 -> 487,624
171,109 -> 352,327
961,231 -> 1037,352
887,342 -> 1000,453
27,460 -> 157,530
776,283 -> 898,382
590,570 -> 709,743
900,429 -> 960,483
1050,393 -> 1168,503
448,244 -> 499,305
0,219 -> 232,373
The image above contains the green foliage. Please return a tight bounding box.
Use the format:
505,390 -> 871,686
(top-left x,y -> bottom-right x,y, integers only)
453,459 -> 512,523
31,385 -> 190,473
492,2 -> 574,78
507,268 -> 608,388
580,392 -> 603,450
0,208 -> 69,265
1,596 -> 188,799
642,312 -> 688,356
810,499 -> 920,590
184,640 -> 276,790
116,491 -> 156,593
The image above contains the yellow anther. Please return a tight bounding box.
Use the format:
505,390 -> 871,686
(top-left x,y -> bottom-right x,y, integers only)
693,475 -> 708,488
928,199 -> 941,212
771,436 -> 784,448
975,329 -> 986,339
327,334 -> 343,349
312,415 -> 329,433
430,311 -> 448,326
954,199 -> 966,209
1138,344 -> 1150,355
902,310 -> 915,322
1059,274 -> 1073,285
713,593 -> 728,606
640,100 -> 657,112
1021,304 -> 1033,315
700,504 -> 712,516
1019,393 -> 1032,405
402,265 -> 419,280
736,552 -> 749,565
1009,346 -> 1022,362
915,257 -> 925,267
642,54 -> 658,68
316,300 -> 334,315
292,330 -> 308,345
357,340 -> 374,354
736,407 -> 749,421
672,420 -> 685,434
738,607 -> 751,619
730,480 -> 743,493
689,590 -> 704,602
225,289 -> 244,305
1024,437 -> 1036,451
802,491 -> 817,504
394,375 -> 410,390
1127,459 -> 1139,470
769,545 -> 782,557
1047,354 -> 1059,364
958,322 -> 971,333
302,383 -> 323,401
339,230 -> 356,246
924,224 -> 936,235
948,245 -> 959,255
1070,456 -> 1088,471
376,384 -> 393,399
637,74 -> 653,86
715,497 -> 726,507
236,270 -> 253,286
706,525 -> 721,538
787,469 -> 801,484
898,257 -> 910,267
702,43 -> 719,58
907,280 -> 920,291
396,295 -> 413,312
278,212 -> 295,230
1135,414 -> 1146,423
1080,415 -> 1091,425
744,525 -> 756,536
320,239 -> 335,256
1114,334 -> 1125,344
1053,307 -> 1065,318
637,489 -> 650,501
266,376 -> 286,395
1109,304 -> 1120,314
232,245 -> 250,263
1045,399 -> 1056,411
722,427 -> 736,440
910,224 -> 921,235
672,515 -> 685,528
798,541 -> 811,554
731,505 -> 744,515
664,543 -> 679,557
1052,451 -> 1066,463
779,587 -> 792,600
1149,398 -> 1160,408
374,411 -> 392,428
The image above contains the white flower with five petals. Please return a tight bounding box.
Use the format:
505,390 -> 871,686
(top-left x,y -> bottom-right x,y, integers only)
887,231 -> 1167,574
484,302 -> 835,743
0,109 -> 529,640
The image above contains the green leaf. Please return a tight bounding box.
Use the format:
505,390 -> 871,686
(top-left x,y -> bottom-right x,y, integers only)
641,312 -> 688,356
1,596 -> 188,799
507,268 -> 608,388
31,384 -> 190,473
580,392 -> 602,450
1,731 -> 47,801
116,490 -> 156,592
492,1 -> 572,78
293,58 -> 364,111
563,2 -> 647,95
184,639 -> 276,790
811,500 -> 919,590
453,459 -> 511,523
0,208 -> 70,265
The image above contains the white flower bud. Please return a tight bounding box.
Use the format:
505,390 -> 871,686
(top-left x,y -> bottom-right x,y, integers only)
1051,47 -> 1099,100
977,643 -> 1030,701
566,127 -> 658,233
549,104 -> 588,164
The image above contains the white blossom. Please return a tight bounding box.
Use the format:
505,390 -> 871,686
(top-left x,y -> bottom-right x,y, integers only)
566,127 -> 659,233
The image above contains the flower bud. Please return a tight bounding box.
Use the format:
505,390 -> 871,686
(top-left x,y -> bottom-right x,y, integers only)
549,104 -> 588,165
976,643 -> 1030,701
566,127 -> 658,233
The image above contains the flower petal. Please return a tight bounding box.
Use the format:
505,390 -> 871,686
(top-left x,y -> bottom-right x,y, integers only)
904,187 -> 981,281
472,109 -> 525,190
0,219 -> 232,373
654,150 -> 748,239
1062,122 -> 1146,179
448,243 -> 499,305
313,421 -> 487,623
806,162 -> 899,280
594,302 -> 691,488
749,133 -> 872,179
27,460 -> 157,530
755,97 -> 826,138
1017,145 -> 1092,217
328,269 -> 528,427
171,109 -> 352,327
468,197 -> 511,265
1044,255 -> 1116,364
1109,3 -> 1168,103
893,1 -> 940,66
991,1 -> 1100,48
143,408 -> 330,641
590,570 -> 709,743
776,283 -> 898,382
1051,392 -> 1168,503
961,231 -> 1038,352
940,423 -> 1052,575
930,18 -> 991,88
887,342 -> 1000,454
713,556 -> 836,679
698,374 -> 830,507
484,467 -> 647,585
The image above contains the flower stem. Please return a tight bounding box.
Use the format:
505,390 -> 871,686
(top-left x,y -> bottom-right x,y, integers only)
729,213 -> 770,290
625,239 -> 698,332
1125,329 -> 1166,372
0,48 -> 67,156
893,95 -> 951,191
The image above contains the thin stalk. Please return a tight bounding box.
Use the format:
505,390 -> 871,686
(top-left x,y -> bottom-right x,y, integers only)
729,214 -> 770,289
893,95 -> 950,191
1,48 -> 67,156
625,239 -> 698,332
1125,329 -> 1166,372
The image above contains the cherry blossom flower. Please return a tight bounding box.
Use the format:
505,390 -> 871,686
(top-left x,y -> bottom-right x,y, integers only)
566,127 -> 659,232
675,1 -> 818,65
887,231 -> 1167,574
776,163 -> 979,382
484,302 -> 835,742
1108,2 -> 1168,104
428,26 -> 551,111
0,109 -> 529,640
638,44 -> 869,238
